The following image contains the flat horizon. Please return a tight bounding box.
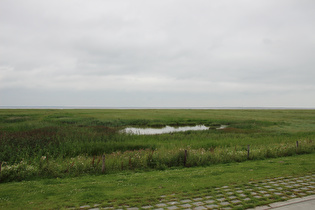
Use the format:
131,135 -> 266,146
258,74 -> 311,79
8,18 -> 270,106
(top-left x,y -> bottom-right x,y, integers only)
1,105 -> 314,110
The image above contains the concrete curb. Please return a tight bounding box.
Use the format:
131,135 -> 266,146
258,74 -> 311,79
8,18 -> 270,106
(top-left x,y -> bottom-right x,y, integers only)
251,195 -> 315,209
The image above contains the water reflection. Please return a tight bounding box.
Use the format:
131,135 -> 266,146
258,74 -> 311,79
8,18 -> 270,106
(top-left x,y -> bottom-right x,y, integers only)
121,125 -> 227,135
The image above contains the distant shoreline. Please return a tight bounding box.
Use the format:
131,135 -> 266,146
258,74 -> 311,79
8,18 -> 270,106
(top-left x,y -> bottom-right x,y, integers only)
0,106 -> 314,110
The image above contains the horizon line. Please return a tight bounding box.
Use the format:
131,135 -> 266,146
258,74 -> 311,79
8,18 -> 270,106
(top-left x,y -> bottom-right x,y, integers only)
0,105 -> 314,110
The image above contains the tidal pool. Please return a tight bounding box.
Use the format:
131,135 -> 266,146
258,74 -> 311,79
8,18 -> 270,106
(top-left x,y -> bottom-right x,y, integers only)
121,125 -> 227,135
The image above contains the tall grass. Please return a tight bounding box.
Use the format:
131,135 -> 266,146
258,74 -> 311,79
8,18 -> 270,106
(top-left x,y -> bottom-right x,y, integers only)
0,109 -> 315,182
1,139 -> 314,182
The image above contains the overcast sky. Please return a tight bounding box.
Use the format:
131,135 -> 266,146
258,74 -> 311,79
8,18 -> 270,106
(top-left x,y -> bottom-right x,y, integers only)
1,0 -> 315,107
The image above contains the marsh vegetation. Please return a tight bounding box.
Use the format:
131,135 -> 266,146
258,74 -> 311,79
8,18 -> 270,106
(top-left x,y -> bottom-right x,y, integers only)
0,109 -> 315,182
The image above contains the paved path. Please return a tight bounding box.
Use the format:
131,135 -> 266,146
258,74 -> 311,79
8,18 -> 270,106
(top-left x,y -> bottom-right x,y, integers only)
250,195 -> 315,209
76,174 -> 315,210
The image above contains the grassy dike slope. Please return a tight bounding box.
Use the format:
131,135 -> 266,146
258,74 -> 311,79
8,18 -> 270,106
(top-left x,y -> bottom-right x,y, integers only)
0,153 -> 314,209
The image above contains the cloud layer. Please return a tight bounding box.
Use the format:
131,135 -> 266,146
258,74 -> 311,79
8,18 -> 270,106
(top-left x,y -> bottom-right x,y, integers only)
1,0 -> 315,107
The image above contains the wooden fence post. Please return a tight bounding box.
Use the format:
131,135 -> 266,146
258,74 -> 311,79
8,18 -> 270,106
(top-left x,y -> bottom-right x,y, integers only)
184,150 -> 187,167
91,156 -> 95,167
102,155 -> 105,173
296,141 -> 299,153
247,145 -> 250,159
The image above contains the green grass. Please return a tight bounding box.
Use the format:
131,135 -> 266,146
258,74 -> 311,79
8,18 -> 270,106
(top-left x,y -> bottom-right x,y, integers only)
0,153 -> 314,209
0,109 -> 315,209
0,109 -> 315,182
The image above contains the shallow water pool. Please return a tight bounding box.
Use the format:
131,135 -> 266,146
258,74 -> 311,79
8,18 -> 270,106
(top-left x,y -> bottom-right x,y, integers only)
121,125 -> 227,135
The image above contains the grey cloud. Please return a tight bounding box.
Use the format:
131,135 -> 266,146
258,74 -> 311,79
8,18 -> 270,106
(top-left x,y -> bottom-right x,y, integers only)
1,0 -> 315,107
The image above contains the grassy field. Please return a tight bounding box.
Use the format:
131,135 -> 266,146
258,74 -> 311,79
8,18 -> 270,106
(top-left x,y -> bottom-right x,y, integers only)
0,153 -> 314,209
0,109 -> 315,182
0,109 -> 315,209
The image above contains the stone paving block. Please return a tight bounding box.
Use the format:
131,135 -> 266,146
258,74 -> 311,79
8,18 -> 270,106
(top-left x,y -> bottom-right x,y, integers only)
193,206 -> 207,210
244,198 -> 251,201
236,190 -> 243,193
168,201 -> 179,205
127,208 -> 139,210
228,196 -> 236,200
180,199 -> 192,203
205,196 -> 212,199
193,198 -> 202,201
239,193 -> 247,197
205,204 -> 218,209
220,201 -> 230,206
80,205 -> 91,209
192,202 -> 204,206
205,199 -> 215,204
153,208 -> 164,210
167,206 -> 178,210
254,195 -> 262,199
180,203 -> 192,208
88,208 -> 100,210
226,192 -> 233,195
231,200 -> 241,204
155,203 -> 167,207
217,198 -> 225,202
141,205 -> 153,209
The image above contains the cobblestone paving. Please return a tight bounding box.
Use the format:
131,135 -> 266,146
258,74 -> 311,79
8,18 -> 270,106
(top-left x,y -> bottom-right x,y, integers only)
77,174 -> 315,210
